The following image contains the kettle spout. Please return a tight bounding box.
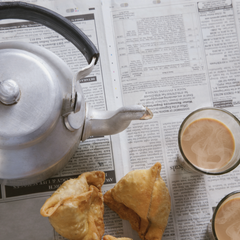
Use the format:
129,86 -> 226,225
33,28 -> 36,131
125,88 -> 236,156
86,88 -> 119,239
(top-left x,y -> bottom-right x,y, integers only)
81,104 -> 153,141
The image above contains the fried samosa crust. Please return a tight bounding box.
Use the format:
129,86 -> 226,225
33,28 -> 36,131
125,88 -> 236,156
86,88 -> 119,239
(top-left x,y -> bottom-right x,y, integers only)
104,189 -> 140,232
40,171 -> 105,240
103,235 -> 133,240
104,162 -> 171,240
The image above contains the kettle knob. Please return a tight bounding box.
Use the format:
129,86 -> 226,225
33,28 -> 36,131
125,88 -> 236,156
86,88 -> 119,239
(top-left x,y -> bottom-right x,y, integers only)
0,79 -> 20,105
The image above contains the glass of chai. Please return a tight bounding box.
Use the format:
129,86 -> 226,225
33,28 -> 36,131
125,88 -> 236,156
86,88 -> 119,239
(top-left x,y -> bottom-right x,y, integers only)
178,107 -> 240,175
209,191 -> 240,240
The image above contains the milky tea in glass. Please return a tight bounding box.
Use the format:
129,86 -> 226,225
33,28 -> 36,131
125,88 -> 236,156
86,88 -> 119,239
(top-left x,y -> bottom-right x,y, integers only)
178,108 -> 240,175
210,191 -> 240,240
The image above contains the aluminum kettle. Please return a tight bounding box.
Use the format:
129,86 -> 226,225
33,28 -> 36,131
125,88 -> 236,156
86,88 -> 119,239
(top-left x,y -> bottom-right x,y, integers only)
0,2 -> 152,186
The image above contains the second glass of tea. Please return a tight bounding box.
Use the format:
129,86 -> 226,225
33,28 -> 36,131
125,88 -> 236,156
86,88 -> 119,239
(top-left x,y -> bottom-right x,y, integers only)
209,191 -> 240,240
178,107 -> 240,175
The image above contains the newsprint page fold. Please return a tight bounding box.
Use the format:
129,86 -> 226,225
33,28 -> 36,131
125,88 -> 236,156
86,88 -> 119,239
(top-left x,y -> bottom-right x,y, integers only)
1,0 -> 240,239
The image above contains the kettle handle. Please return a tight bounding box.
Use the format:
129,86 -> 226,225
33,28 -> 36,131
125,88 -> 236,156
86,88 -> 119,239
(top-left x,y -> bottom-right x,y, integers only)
0,1 -> 99,64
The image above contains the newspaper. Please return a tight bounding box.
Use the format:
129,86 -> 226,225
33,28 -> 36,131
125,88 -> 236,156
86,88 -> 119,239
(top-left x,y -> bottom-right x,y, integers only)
1,0 -> 240,239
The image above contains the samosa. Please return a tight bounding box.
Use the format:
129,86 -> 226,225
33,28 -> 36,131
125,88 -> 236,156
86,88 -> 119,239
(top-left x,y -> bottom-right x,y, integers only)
40,171 -> 105,240
104,162 -> 171,240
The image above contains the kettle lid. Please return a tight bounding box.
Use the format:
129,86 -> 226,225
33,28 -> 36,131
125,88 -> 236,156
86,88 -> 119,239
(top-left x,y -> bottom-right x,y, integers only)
0,41 -> 62,149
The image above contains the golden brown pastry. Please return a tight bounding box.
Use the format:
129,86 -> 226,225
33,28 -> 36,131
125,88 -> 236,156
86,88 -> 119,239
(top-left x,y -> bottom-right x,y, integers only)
104,162 -> 171,240
40,171 -> 105,240
103,235 -> 132,240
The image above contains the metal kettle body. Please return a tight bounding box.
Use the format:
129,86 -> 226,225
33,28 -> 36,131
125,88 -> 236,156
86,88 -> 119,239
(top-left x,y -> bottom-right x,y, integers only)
0,2 -> 152,186
0,41 -> 86,186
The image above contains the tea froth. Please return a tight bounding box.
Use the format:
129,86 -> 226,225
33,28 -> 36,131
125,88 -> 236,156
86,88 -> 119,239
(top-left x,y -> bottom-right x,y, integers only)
181,118 -> 235,170
215,198 -> 240,240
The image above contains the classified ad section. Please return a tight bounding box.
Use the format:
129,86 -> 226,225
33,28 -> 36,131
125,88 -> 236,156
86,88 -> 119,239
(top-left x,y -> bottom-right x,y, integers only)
109,0 -> 240,112
111,0 -> 212,114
